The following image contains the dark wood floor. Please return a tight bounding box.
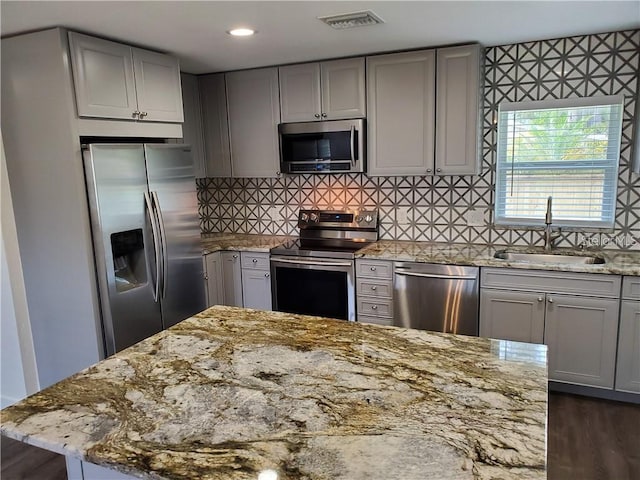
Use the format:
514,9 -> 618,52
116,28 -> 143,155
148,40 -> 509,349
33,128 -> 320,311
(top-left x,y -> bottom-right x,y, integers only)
2,393 -> 639,480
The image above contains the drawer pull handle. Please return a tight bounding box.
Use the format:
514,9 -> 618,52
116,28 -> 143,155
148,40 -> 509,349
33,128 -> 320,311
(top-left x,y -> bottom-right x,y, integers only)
371,285 -> 377,291
370,266 -> 377,271
264,273 -> 270,278
252,258 -> 258,263
371,305 -> 378,310
233,254 -> 238,259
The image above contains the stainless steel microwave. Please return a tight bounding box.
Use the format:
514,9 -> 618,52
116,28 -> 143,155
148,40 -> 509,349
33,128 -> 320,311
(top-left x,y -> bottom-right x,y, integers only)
278,118 -> 365,174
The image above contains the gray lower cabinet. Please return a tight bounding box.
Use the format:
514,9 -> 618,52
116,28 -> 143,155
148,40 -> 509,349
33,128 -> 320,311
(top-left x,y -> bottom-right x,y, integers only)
356,259 -> 393,326
240,252 -> 272,310
544,294 -> 619,389
203,252 -> 222,307
615,277 -> 640,393
225,68 -> 281,178
221,251 -> 243,307
479,268 -> 621,389
479,289 -> 545,343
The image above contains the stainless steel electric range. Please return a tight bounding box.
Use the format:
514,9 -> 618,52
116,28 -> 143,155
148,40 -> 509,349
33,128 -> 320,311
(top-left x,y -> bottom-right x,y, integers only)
270,209 -> 378,321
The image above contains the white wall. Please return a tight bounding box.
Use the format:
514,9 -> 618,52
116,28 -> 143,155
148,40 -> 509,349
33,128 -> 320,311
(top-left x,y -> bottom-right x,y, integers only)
1,132 -> 39,407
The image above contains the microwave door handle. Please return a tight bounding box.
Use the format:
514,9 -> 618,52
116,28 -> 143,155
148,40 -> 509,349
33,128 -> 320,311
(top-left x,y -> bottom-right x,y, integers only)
350,125 -> 355,167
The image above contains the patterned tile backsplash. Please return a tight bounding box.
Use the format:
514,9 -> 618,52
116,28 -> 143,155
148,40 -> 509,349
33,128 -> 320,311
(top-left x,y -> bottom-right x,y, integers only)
197,29 -> 640,251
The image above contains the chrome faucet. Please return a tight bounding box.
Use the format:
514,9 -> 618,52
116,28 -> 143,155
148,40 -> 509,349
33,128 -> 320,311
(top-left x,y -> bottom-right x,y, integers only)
544,196 -> 560,251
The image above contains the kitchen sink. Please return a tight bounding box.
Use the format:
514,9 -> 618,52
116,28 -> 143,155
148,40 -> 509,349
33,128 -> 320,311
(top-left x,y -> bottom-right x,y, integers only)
493,250 -> 606,265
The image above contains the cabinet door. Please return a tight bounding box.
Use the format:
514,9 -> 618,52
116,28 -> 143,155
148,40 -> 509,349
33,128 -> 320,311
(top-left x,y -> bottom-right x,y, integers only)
68,32 -> 138,120
203,253 -> 222,307
615,300 -> 640,393
242,269 -> 272,311
199,74 -> 232,177
435,44 -> 481,175
279,63 -> 321,122
544,295 -> 619,389
132,48 -> 183,122
221,251 -> 243,307
321,57 -> 366,120
226,68 -> 281,177
479,289 -> 545,343
180,73 -> 206,178
366,50 -> 435,176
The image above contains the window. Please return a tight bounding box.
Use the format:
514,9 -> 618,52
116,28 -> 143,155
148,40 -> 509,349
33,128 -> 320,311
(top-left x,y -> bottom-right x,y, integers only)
495,96 -> 624,228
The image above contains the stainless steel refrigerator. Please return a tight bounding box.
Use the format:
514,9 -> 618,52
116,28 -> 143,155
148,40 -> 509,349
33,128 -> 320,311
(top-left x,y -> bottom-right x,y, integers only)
83,143 -> 206,356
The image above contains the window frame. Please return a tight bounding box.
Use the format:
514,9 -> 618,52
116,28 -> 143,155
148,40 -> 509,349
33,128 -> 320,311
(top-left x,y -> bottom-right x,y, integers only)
494,95 -> 624,229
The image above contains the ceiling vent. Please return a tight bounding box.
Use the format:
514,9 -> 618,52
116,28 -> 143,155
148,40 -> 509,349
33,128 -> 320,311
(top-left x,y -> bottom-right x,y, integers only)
318,10 -> 385,30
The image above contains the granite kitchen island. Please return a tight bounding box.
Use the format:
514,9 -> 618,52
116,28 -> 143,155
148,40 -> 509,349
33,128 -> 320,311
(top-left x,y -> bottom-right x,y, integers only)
1,306 -> 548,480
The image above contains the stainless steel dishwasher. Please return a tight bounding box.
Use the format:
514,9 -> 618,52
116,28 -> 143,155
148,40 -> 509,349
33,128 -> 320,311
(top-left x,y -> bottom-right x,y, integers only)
393,262 -> 479,335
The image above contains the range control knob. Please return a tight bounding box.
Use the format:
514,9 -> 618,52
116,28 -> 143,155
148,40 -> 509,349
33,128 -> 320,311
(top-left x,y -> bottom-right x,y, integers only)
364,215 -> 373,223
301,213 -> 309,222
310,213 -> 319,222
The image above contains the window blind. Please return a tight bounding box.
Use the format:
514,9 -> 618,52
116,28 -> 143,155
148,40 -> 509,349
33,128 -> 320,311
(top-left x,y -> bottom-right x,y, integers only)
495,96 -> 624,228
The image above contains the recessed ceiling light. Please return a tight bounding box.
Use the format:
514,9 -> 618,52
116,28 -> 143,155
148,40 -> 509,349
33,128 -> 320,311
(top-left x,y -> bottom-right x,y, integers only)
228,28 -> 256,37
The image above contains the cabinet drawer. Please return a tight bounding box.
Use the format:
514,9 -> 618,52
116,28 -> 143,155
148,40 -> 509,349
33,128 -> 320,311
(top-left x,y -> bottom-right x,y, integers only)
356,259 -> 392,279
481,268 -> 621,298
357,298 -> 393,318
356,278 -> 393,298
622,276 -> 640,300
358,315 -> 393,327
241,252 -> 270,270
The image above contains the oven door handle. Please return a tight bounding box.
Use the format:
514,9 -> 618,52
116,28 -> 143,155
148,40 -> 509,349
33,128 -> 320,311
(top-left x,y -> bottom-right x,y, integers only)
272,258 -> 353,268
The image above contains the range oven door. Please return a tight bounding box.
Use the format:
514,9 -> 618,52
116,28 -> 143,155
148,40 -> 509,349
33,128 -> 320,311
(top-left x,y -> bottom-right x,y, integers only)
270,256 -> 356,321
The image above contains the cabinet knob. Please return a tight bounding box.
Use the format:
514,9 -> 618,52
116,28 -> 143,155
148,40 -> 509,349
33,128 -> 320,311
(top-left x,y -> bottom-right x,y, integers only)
276,171 -> 281,176
139,112 -> 148,118
537,297 -> 543,302
204,274 -> 209,280
370,266 -> 376,271
132,110 -> 140,118
265,273 -> 270,278
321,113 -> 327,118
315,113 -> 320,118
371,305 -> 378,310
232,254 -> 238,259
548,297 -> 554,303
252,258 -> 258,263
436,168 -> 442,173
371,285 -> 377,291
426,168 -> 433,173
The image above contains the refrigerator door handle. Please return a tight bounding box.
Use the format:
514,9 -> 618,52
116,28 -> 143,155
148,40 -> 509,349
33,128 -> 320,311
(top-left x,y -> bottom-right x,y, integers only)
144,191 -> 162,302
152,191 -> 169,299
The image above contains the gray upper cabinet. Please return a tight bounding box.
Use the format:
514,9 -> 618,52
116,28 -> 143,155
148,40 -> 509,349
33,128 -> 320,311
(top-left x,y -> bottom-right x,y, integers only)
279,58 -> 365,123
366,50 -> 436,176
68,31 -> 183,123
179,73 -> 206,178
226,67 -> 281,178
435,44 -> 481,175
131,48 -> 183,122
199,73 -> 232,177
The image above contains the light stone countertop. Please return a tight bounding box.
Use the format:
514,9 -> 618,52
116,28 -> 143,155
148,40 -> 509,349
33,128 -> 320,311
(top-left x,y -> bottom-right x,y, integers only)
355,240 -> 640,276
1,306 -> 548,480
201,233 -> 293,255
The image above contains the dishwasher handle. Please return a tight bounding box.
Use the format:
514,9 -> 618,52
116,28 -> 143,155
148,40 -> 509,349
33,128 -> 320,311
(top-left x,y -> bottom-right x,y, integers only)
395,270 -> 477,281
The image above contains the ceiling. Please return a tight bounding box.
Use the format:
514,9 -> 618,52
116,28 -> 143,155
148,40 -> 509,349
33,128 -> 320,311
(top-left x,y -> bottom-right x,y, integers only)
2,1 -> 639,74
